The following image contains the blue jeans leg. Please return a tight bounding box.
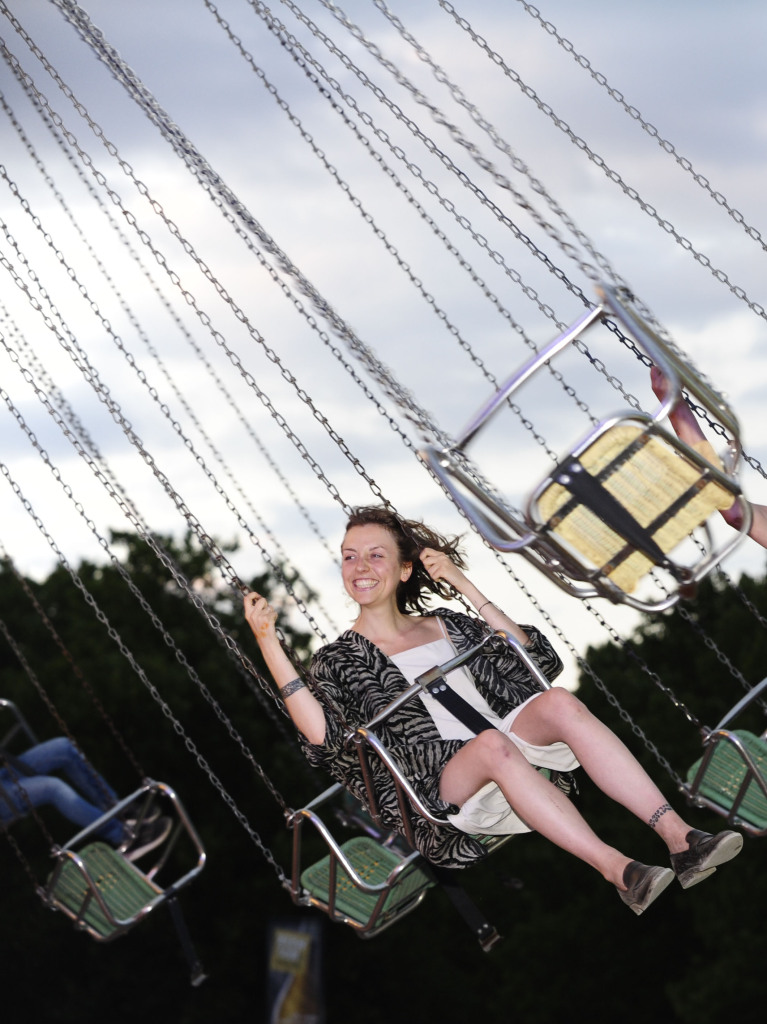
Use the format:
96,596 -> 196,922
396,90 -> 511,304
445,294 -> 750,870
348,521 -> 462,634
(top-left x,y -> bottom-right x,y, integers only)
7,738 -> 124,844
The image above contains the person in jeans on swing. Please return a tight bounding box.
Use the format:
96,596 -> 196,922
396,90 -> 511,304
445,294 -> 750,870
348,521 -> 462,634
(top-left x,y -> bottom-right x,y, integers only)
0,733 -> 170,861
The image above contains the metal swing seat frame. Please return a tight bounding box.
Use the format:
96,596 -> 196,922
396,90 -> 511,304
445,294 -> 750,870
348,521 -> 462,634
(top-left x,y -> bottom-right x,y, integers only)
43,779 -> 206,942
287,630 -> 554,947
421,283 -> 750,613
683,676 -> 767,837
0,698 -> 38,749
1,695 -> 207,982
0,698 -> 40,827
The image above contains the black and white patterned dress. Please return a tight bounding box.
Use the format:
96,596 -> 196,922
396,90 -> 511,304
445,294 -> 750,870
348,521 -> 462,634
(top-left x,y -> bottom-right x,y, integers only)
300,606 -> 569,868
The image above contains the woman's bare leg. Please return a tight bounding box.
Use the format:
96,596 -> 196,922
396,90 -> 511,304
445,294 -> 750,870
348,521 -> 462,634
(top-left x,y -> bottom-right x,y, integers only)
510,688 -> 693,854
440,729 -> 633,886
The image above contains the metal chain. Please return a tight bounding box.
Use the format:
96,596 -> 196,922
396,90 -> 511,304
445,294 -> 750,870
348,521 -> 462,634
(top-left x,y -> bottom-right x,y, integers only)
274,0 -> 594,312
8,6 -> 720,544
11,5 -> 523,558
15,5 -> 763,531
235,0 -> 611,440
0,243 -> 290,695
211,5 -> 545,432
1,83 -> 341,571
0,457 -> 290,884
0,297 -> 305,748
1,827 -> 44,895
686,396 -> 767,484
8,0 -> 757,790
0,614 -> 121,809
44,1 -> 448,449
439,1 -> 767,325
675,600 -> 755,697
515,0 -> 767,254
0,541 -> 146,780
0,369 -> 294,806
207,2 -> 576,459
579,602 -> 702,764
0,305 -> 299,738
244,0 -> 645,423
0,29 -> 399,520
717,566 -> 767,633
327,0 -> 611,286
0,157 -> 331,646
0,113 -> 346,632
249,4 -> 558,331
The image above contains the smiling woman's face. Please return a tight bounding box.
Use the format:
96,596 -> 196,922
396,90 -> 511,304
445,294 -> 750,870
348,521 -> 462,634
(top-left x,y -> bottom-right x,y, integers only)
341,523 -> 410,608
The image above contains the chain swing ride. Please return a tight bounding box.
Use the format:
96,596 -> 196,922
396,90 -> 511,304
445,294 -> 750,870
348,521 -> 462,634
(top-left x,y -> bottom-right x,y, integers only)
2,0 -> 767,957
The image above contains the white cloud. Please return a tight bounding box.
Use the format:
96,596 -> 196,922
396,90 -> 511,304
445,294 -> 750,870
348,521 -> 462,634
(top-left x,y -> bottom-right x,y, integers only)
2,0 -> 766,698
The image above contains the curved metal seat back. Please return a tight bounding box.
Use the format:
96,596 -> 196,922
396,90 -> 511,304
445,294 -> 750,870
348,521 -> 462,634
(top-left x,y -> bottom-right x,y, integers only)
45,780 -> 205,942
421,284 -> 749,612
684,676 -> 767,836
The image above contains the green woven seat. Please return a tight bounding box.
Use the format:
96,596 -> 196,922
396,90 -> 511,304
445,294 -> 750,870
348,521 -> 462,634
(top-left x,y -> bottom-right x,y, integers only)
48,841 -> 163,940
300,836 -> 434,931
687,730 -> 767,831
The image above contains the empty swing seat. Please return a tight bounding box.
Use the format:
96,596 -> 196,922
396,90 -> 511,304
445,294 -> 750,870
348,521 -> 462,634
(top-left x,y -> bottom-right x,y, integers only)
43,780 -> 205,942
421,283 -> 749,612
683,676 -> 767,836
288,783 -> 435,939
300,834 -> 434,934
47,841 -> 164,940
686,732 -> 767,834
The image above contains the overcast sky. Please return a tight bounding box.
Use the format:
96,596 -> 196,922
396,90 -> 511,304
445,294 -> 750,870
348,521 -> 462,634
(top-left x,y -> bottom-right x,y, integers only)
2,0 -> 767,689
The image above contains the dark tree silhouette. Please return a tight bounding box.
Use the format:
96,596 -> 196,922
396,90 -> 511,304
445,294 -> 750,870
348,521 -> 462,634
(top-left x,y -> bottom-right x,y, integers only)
1,538 -> 765,1023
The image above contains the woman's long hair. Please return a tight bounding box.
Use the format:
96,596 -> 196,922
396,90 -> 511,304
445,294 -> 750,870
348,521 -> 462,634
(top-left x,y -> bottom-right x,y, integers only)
344,505 -> 466,613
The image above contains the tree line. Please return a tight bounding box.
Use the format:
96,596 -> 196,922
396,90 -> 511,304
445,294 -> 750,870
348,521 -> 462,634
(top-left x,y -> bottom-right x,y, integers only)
0,533 -> 765,1023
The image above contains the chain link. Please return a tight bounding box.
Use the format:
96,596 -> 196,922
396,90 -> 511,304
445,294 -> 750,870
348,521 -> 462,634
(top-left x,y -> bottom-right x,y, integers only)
0,24 -> 385,518
0,368 -> 292,800
0,308 -> 299,738
10,1 -> 537,576
45,0 -> 449,448
334,0 -> 615,286
0,128 -> 343,632
5,0 -> 765,803
3,83 -> 343,571
240,0 -> 657,425
0,542 -> 146,780
515,0 -> 767,253
439,1 -> 767,325
275,0 -> 595,311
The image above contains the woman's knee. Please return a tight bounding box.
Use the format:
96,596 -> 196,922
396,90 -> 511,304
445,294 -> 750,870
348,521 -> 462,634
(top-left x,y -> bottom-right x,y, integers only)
470,728 -> 523,766
536,687 -> 586,722
20,736 -> 73,773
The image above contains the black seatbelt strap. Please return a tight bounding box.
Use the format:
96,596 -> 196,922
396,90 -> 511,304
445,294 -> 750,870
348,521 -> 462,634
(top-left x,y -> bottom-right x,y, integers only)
415,627 -> 501,736
428,864 -> 503,951
422,676 -> 498,734
554,456 -> 673,571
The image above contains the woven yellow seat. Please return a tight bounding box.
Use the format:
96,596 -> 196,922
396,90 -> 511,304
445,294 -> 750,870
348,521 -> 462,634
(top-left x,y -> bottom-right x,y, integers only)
300,835 -> 434,932
420,284 -> 747,611
47,841 -> 163,940
687,731 -> 767,832
536,424 -> 733,593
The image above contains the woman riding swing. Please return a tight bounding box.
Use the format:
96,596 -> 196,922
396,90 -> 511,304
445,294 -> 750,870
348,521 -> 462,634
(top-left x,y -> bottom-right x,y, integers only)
243,505 -> 742,914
